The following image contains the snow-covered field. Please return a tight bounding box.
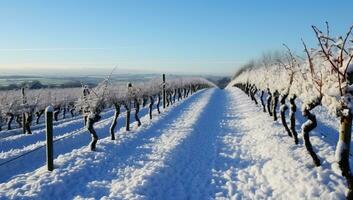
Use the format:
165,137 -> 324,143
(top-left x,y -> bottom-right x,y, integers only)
0,87 -> 350,199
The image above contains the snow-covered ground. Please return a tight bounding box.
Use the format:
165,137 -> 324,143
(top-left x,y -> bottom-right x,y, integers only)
0,87 -> 350,199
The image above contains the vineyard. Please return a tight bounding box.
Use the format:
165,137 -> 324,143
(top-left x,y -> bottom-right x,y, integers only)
0,76 -> 213,137
230,23 -> 353,199
1,25 -> 353,198
1,84 -> 351,199
0,10 -> 353,200
0,75 -> 214,183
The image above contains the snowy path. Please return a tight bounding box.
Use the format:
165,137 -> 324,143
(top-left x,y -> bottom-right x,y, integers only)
0,88 -> 350,199
212,88 -> 346,199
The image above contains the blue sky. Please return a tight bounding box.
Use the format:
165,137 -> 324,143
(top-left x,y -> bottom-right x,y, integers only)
0,0 -> 352,76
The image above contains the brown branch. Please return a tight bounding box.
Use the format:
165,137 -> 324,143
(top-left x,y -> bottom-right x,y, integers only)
302,38 -> 325,97
302,39 -> 315,76
277,59 -> 289,70
325,21 -> 330,49
283,43 -> 295,68
282,44 -> 298,94
342,24 -> 353,76
319,35 -> 349,55
312,25 -> 344,78
344,54 -> 353,77
312,25 -> 345,96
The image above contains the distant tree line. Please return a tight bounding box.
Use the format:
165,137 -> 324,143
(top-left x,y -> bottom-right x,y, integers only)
0,80 -> 96,91
207,77 -> 231,89
215,77 -> 231,89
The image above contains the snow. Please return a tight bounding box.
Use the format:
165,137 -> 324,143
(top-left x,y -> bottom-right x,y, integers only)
215,88 -> 346,199
280,104 -> 287,112
45,106 -> 54,113
0,88 -> 350,199
227,42 -> 352,116
301,119 -> 313,130
342,108 -> 350,117
335,140 -> 348,162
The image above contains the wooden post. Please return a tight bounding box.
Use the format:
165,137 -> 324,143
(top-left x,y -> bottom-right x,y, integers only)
21,88 -> 26,134
45,106 -> 54,171
163,74 -> 166,109
126,83 -> 132,131
22,113 -> 26,134
126,107 -> 130,131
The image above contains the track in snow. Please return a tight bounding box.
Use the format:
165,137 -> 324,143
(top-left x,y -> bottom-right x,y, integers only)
0,88 -> 350,199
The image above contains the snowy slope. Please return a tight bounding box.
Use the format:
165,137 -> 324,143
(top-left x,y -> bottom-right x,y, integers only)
0,87 -> 349,199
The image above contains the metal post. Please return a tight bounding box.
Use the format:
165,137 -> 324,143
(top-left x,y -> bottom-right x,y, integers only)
45,106 -> 54,171
163,74 -> 166,109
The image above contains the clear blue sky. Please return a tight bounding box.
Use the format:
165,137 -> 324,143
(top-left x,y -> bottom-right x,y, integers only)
0,0 -> 352,76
